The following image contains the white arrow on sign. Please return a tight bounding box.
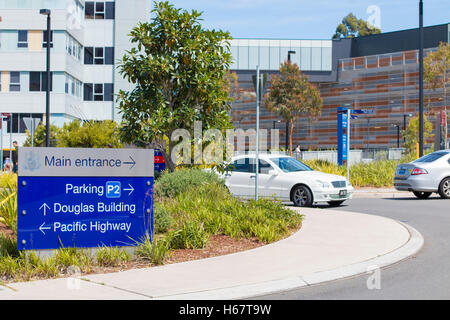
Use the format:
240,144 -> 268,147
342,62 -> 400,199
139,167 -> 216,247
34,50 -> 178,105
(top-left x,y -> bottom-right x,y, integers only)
39,203 -> 51,216
123,184 -> 134,196
39,222 -> 51,235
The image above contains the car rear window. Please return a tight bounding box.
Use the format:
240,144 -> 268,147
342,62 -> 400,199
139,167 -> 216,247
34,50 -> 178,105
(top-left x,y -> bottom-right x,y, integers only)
414,152 -> 449,163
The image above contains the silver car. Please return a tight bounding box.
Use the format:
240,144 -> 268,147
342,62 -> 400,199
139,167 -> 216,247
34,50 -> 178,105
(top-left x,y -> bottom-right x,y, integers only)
394,150 -> 450,199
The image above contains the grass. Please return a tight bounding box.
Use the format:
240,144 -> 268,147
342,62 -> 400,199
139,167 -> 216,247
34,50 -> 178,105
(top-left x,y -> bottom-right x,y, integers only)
0,172 -> 18,234
303,152 -> 419,188
0,168 -> 304,283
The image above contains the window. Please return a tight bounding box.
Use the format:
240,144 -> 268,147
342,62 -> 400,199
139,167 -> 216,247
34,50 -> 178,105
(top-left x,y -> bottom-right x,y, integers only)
85,2 -> 115,20
84,83 -> 93,101
104,83 -> 113,101
270,157 -> 313,173
258,160 -> 273,174
230,158 -> 251,173
105,47 -> 114,65
95,2 -> 105,19
94,83 -> 103,101
85,2 -> 95,19
6,113 -> 43,134
84,83 -> 113,101
29,72 -> 53,92
94,47 -> 104,64
414,152 -> 449,163
29,72 -> 41,91
17,30 -> 28,48
84,47 -> 94,64
85,47 -> 114,65
9,72 -> 20,92
43,30 -> 53,48
105,2 -> 115,19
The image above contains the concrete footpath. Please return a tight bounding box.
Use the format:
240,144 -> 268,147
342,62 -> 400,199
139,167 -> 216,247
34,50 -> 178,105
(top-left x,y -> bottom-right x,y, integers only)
0,206 -> 423,300
353,188 -> 411,199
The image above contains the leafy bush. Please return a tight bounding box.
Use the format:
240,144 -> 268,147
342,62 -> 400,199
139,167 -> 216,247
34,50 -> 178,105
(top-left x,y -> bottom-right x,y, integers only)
167,220 -> 209,249
0,233 -> 18,258
161,181 -> 303,244
0,173 -> 18,234
135,235 -> 170,265
155,168 -> 224,198
153,203 -> 172,234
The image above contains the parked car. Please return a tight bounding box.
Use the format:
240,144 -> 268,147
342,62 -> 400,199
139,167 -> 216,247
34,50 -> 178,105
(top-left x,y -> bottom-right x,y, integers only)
219,154 -> 353,207
394,150 -> 450,199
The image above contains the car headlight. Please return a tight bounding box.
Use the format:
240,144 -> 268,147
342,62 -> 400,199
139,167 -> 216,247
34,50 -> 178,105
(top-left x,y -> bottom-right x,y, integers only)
316,180 -> 331,188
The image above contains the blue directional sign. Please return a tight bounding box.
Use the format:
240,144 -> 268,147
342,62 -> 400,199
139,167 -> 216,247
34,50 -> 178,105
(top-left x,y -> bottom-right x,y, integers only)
17,147 -> 154,250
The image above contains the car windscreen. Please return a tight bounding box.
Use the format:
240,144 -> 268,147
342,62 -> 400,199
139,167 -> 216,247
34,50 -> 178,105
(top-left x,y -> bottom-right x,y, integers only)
270,157 -> 313,173
414,152 -> 449,163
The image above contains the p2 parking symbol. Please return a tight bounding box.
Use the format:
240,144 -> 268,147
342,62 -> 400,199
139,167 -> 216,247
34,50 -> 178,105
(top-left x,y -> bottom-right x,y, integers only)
106,181 -> 121,198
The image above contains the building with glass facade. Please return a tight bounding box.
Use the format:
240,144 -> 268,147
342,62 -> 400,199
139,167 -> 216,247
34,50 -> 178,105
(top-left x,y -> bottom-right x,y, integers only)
231,23 -> 450,151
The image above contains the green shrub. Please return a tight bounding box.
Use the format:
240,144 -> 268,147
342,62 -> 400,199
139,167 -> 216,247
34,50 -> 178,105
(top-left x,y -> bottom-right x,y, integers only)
96,246 -> 131,267
161,182 -> 303,244
153,203 -> 172,234
135,235 -> 170,265
168,220 -> 209,249
0,233 -> 18,258
0,173 -> 18,234
155,168 -> 224,198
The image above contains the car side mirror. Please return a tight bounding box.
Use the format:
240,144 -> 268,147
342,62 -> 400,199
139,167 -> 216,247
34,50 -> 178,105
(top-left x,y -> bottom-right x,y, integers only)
268,169 -> 278,176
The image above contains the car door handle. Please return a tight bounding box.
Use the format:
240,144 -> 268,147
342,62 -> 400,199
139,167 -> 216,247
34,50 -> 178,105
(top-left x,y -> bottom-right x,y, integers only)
250,175 -> 256,178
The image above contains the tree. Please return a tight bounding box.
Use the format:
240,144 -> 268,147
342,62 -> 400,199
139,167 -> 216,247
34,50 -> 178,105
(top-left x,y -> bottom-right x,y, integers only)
117,1 -> 233,171
23,120 -> 122,148
57,120 -> 122,148
402,113 -> 434,155
23,124 -> 61,147
332,13 -> 381,39
425,42 -> 450,115
264,61 -> 323,156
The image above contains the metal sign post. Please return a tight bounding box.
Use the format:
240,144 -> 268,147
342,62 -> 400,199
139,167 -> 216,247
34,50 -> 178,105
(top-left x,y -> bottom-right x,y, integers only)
23,117 -> 41,148
255,66 -> 260,201
17,147 -> 154,250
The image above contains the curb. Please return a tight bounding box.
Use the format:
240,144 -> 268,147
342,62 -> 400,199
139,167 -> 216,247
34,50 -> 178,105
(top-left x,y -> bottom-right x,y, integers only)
154,220 -> 424,300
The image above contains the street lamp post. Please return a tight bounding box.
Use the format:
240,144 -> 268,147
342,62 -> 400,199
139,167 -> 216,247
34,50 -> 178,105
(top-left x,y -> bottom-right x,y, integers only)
392,124 -> 400,148
419,0 -> 424,156
40,9 -> 51,147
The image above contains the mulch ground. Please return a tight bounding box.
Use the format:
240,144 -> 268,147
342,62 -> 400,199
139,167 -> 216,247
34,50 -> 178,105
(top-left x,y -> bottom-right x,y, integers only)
1,222 -> 301,279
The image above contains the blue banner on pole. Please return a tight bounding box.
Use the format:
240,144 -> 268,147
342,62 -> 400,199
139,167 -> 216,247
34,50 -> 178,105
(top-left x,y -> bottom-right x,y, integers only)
337,107 -> 348,165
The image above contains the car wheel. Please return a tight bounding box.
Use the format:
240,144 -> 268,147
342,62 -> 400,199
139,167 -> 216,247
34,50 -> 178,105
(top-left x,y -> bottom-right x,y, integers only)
413,191 -> 432,199
328,200 -> 345,207
292,185 -> 313,207
438,178 -> 450,199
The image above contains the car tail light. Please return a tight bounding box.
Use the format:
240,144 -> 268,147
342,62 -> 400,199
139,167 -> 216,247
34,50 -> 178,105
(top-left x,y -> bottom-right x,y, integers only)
411,168 -> 428,175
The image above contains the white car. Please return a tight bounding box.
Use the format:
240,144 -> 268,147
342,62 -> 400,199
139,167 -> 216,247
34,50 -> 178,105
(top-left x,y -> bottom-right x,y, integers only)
220,154 -> 354,207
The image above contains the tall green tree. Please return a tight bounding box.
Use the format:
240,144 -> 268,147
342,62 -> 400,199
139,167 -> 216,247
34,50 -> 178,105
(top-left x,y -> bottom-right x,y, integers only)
402,113 -> 434,155
117,1 -> 233,171
264,61 -> 323,156
332,13 -> 381,39
425,42 -> 450,115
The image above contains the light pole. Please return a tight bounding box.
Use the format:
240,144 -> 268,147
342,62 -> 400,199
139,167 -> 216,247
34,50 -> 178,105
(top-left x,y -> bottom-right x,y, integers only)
272,120 -> 281,130
392,124 -> 400,148
419,0 -> 424,156
40,9 -> 51,147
